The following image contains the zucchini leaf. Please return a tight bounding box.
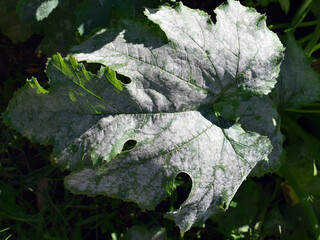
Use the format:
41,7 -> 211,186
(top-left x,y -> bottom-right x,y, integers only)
3,0 -> 284,231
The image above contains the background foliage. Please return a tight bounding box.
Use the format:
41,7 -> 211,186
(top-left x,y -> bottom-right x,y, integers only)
0,0 -> 320,239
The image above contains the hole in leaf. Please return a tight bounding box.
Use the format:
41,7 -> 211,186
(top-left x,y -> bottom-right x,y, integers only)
121,139 -> 137,152
81,61 -> 105,74
311,59 -> 320,72
82,153 -> 93,166
220,202 -> 227,210
170,172 -> 192,210
116,73 -> 131,84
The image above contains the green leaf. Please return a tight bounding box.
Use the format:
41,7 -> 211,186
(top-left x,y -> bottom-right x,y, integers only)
211,179 -> 260,238
76,0 -> 112,36
112,0 -> 135,19
3,0 -> 284,232
277,35 -> 320,109
311,0 -> 320,19
0,0 -> 33,43
32,0 -> 77,55
16,0 -> 66,22
14,0 -> 77,55
286,142 -> 320,196
279,0 -> 290,14
133,0 -> 171,11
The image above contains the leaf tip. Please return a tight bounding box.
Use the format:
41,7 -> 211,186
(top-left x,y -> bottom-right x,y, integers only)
27,77 -> 49,94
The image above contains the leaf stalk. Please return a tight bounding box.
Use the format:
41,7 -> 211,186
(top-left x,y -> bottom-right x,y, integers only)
286,0 -> 313,32
305,21 -> 320,56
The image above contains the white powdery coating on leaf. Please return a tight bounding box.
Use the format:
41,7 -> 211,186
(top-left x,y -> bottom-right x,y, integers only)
215,95 -> 284,175
65,111 -> 271,231
144,0 -> 284,95
3,0 -> 283,233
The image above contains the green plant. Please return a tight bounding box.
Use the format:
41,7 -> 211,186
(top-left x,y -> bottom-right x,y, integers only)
1,0 -> 320,239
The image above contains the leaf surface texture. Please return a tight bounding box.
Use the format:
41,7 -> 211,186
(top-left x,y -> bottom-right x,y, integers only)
3,0 -> 284,231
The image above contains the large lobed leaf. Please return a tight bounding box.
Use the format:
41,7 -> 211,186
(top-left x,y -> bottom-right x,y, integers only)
3,0 -> 284,231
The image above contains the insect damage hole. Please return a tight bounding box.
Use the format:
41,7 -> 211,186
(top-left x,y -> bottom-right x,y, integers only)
80,61 -> 106,74
121,139 -> 137,152
170,172 -> 192,210
116,72 -> 131,84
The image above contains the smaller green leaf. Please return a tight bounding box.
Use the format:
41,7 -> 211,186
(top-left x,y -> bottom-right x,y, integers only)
277,35 -> 320,109
286,142 -> 320,195
0,6 -> 33,43
16,0 -> 64,22
279,0 -> 290,14
32,0 -> 77,55
76,0 -> 112,36
311,0 -> 320,19
211,179 -> 260,237
112,0 -> 135,18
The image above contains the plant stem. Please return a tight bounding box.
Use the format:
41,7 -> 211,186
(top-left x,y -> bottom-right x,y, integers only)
298,33 -> 313,44
311,43 -> 320,54
269,20 -> 319,30
279,166 -> 320,240
269,23 -> 290,30
305,21 -> 320,56
309,103 -> 320,107
0,228 -> 10,233
299,20 -> 320,27
286,0 -> 313,32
